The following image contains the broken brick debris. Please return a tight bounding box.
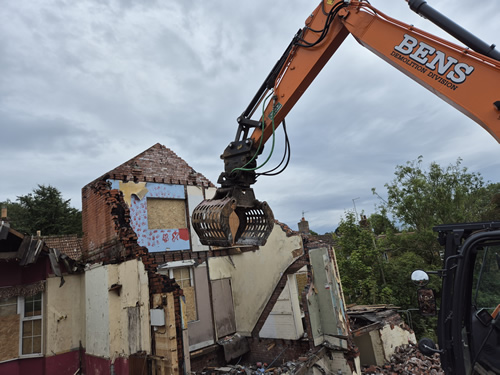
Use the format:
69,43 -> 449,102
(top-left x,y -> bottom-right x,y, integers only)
361,344 -> 443,375
196,344 -> 355,375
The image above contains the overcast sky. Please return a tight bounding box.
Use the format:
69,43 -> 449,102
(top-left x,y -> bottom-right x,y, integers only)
1,0 -> 499,234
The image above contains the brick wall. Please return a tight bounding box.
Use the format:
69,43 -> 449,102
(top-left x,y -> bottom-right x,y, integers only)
96,143 -> 214,188
82,181 -> 119,262
82,177 -> 187,371
244,338 -> 310,364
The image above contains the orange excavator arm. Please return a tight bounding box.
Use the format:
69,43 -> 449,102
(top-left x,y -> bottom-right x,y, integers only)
253,0 -> 500,145
192,0 -> 500,248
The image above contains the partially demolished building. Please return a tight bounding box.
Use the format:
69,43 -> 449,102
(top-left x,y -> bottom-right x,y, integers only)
0,143 -> 364,375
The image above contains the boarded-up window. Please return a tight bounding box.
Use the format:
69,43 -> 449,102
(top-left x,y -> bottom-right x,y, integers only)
0,313 -> 20,361
171,267 -> 197,322
0,296 -> 20,361
0,297 -> 17,317
147,198 -> 187,229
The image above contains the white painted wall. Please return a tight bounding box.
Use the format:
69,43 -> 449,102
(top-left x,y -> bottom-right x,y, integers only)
208,223 -> 303,335
85,265 -> 110,357
45,274 -> 86,355
108,259 -> 151,359
85,259 -> 151,360
259,274 -> 304,340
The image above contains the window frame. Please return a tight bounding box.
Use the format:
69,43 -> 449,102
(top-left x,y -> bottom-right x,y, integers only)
159,261 -> 198,322
169,267 -> 194,288
18,292 -> 43,358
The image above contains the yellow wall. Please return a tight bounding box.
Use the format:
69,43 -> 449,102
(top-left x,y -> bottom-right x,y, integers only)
45,274 -> 85,355
85,259 -> 151,360
208,224 -> 303,335
108,259 -> 151,359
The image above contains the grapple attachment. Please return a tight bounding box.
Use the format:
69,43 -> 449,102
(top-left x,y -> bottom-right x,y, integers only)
192,188 -> 274,247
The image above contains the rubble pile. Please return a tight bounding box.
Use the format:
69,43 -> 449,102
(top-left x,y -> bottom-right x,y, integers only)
199,361 -> 299,375
362,344 -> 444,375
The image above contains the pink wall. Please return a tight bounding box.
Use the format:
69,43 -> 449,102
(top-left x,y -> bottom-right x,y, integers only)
0,357 -> 45,375
45,350 -> 80,375
0,258 -> 50,287
85,354 -> 129,375
0,351 -> 130,375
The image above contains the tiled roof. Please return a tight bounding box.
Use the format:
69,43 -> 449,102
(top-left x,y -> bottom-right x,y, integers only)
41,234 -> 83,261
85,143 -> 215,187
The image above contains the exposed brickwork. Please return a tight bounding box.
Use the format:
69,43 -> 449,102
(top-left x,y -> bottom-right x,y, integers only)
81,145 -> 337,373
82,180 -> 120,262
243,338 -> 311,364
91,143 -> 215,187
81,177 -> 185,371
190,346 -> 226,372
274,220 -> 299,237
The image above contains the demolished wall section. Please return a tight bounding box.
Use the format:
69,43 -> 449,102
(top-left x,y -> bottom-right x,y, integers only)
81,177 -> 187,371
82,181 -> 119,263
208,223 -> 304,336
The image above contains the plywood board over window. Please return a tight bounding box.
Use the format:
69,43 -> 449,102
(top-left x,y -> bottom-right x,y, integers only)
0,296 -> 20,361
172,268 -> 197,322
147,198 -> 187,230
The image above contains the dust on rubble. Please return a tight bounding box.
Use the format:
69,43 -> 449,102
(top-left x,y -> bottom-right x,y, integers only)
361,343 -> 444,375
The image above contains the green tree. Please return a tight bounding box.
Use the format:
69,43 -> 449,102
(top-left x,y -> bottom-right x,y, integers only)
480,182 -> 500,221
334,211 -> 385,305
335,157 -> 499,340
369,210 -> 397,235
373,156 -> 492,232
1,185 -> 82,236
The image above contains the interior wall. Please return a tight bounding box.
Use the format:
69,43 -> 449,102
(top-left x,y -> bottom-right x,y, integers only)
208,224 -> 303,335
110,180 -> 190,252
353,334 -> 377,367
306,247 -> 349,349
259,274 -> 304,340
211,278 -> 236,339
187,263 -> 215,351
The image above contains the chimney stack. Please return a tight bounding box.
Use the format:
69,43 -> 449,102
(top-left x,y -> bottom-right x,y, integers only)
298,216 -> 310,235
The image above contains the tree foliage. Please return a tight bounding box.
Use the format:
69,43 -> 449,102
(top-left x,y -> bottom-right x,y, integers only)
1,185 -> 82,236
374,156 -> 492,231
335,157 -> 498,340
335,211 -> 381,305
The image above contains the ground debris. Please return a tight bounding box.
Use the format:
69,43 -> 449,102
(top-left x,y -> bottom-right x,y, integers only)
361,343 -> 444,375
199,361 -> 299,375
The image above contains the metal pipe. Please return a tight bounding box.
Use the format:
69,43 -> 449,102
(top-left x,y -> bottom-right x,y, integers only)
407,0 -> 500,61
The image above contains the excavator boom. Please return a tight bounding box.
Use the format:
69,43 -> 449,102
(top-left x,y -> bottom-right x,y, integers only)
192,0 -> 500,248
